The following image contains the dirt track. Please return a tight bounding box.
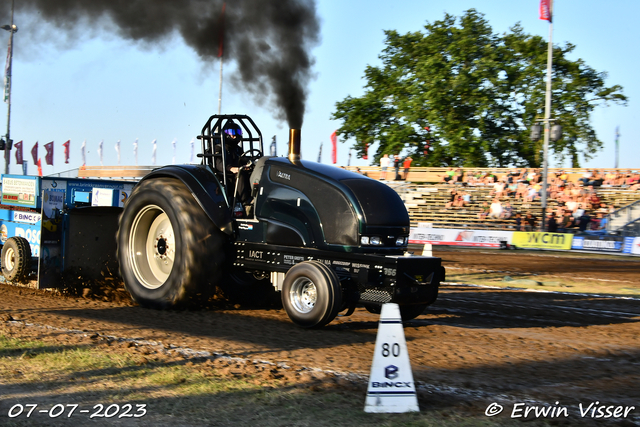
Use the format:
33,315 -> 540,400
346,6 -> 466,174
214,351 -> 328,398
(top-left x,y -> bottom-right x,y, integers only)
1,249 -> 640,424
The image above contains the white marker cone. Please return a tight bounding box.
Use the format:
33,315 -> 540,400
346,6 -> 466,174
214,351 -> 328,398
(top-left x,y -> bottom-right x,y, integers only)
422,243 -> 433,257
364,303 -> 419,413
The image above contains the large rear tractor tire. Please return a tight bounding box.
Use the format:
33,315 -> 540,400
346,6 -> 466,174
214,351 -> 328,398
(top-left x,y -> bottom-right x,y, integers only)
281,261 -> 342,328
117,178 -> 225,308
1,236 -> 31,282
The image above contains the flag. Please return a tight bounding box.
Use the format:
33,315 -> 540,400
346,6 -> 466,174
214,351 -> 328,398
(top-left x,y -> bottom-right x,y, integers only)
330,131 -> 337,164
540,0 -> 552,21
14,140 -> 22,164
81,140 -> 86,166
348,149 -> 352,166
133,138 -> 138,166
172,138 -> 177,164
190,138 -> 195,163
98,140 -> 103,166
37,158 -> 42,176
44,141 -> 54,166
151,139 -> 157,165
317,142 -> 322,163
4,36 -> 12,103
363,143 -> 369,160
62,140 -> 70,164
31,142 -> 38,165
270,136 -> 277,157
115,140 -> 121,164
218,3 -> 226,58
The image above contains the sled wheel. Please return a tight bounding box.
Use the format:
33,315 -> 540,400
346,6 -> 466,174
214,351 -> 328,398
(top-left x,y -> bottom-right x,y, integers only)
117,178 -> 225,308
281,261 -> 342,328
1,236 -> 31,282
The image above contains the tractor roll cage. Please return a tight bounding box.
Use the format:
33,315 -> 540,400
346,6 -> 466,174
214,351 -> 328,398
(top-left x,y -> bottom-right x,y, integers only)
197,114 -> 264,190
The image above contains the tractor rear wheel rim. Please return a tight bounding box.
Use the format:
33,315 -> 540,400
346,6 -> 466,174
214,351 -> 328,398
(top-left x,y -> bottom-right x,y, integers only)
129,205 -> 176,290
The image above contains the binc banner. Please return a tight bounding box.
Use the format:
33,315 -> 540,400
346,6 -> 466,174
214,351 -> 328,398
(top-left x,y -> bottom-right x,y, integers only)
511,232 -> 573,250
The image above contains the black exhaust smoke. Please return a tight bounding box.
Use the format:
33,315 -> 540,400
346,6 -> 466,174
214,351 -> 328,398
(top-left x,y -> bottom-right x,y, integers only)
1,0 -> 320,129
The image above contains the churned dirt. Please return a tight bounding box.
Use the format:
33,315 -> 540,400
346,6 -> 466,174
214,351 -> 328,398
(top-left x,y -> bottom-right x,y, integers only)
1,248 -> 640,425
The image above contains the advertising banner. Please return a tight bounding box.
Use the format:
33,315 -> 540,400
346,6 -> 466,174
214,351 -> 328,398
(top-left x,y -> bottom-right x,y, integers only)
627,237 -> 640,255
409,228 -> 513,248
572,235 -> 624,252
511,232 -> 573,250
1,176 -> 38,208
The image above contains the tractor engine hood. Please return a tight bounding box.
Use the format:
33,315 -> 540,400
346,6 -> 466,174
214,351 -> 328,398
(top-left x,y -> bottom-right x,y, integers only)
254,156 -> 410,252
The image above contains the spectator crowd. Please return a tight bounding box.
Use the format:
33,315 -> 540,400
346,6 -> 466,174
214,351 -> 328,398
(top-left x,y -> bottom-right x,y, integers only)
438,167 -> 640,233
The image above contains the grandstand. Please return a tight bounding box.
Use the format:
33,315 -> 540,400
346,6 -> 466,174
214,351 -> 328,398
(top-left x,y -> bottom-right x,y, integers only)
345,166 -> 640,233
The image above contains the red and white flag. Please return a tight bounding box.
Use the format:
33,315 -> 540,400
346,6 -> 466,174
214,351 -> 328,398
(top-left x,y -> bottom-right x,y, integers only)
37,158 -> 42,176
363,142 -> 369,160
330,131 -> 337,164
44,141 -> 54,166
540,0 -> 552,21
62,140 -> 70,164
14,140 -> 22,164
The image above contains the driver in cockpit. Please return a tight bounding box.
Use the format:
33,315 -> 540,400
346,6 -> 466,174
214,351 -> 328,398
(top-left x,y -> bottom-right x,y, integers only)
214,121 -> 252,214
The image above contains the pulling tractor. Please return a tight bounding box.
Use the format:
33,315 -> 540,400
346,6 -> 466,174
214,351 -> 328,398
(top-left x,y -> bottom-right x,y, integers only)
116,114 -> 445,327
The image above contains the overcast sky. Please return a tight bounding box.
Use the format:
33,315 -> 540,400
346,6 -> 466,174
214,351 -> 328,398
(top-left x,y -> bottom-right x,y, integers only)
3,0 -> 638,174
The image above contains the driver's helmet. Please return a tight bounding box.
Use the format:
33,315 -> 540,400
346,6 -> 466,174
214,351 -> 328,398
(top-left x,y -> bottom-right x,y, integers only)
222,121 -> 242,143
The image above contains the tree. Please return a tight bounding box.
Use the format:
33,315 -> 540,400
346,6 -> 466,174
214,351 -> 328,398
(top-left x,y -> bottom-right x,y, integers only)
331,10 -> 627,168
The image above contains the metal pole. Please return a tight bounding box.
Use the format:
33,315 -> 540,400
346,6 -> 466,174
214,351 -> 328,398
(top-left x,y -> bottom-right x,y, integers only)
540,1 -> 553,231
4,0 -> 15,174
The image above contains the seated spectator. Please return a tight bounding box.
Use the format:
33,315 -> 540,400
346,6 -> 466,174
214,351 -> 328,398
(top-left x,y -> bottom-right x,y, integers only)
444,189 -> 458,209
517,168 -> 529,183
482,171 -> 496,184
515,182 -> 529,200
524,212 -> 537,231
603,170 -> 617,186
579,169 -> 593,186
488,198 -> 503,219
525,183 -> 541,202
573,203 -> 586,219
514,212 -> 524,231
478,201 -> 490,220
588,169 -> 604,187
491,180 -> 507,198
440,168 -> 455,184
558,210 -> 574,233
506,181 -> 518,198
461,191 -> 472,208
546,212 -> 558,232
501,201 -> 514,219
576,210 -> 592,232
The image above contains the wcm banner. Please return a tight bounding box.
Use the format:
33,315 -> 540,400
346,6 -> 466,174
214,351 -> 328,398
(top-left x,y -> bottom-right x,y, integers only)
512,232 -> 573,250
572,235 -> 625,252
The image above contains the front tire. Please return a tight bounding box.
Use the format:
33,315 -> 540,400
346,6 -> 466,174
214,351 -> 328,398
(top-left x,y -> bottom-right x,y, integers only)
281,261 -> 342,328
117,178 -> 225,308
1,236 -> 31,282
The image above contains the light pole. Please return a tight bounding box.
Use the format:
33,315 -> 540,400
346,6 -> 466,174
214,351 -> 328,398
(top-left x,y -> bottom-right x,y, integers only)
2,0 -> 17,174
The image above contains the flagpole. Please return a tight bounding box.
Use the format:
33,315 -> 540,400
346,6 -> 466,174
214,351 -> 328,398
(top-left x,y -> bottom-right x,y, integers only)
614,126 -> 619,168
3,0 -> 16,174
540,0 -> 553,231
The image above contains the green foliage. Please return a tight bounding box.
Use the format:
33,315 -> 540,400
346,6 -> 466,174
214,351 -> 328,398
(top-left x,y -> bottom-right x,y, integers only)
332,9 -> 627,168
